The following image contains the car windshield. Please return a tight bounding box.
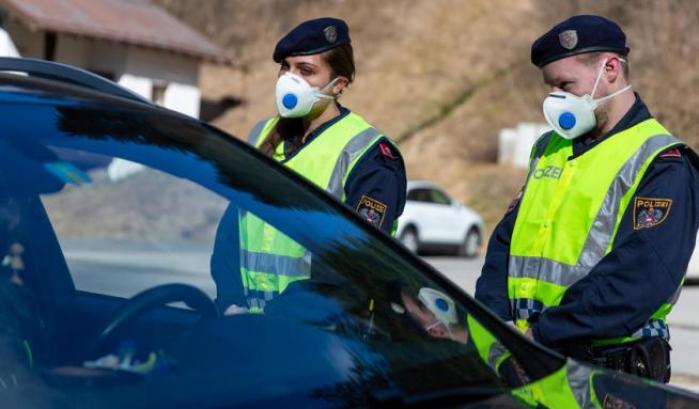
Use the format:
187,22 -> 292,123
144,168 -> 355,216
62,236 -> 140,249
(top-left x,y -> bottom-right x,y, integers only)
0,81 -> 539,408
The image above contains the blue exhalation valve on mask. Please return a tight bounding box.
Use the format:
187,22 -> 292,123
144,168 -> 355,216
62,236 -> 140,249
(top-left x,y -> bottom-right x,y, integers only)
435,298 -> 450,312
282,93 -> 298,109
558,112 -> 577,130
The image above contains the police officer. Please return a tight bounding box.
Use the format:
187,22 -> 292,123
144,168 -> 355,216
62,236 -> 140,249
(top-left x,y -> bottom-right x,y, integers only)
475,15 -> 699,382
212,17 -> 407,314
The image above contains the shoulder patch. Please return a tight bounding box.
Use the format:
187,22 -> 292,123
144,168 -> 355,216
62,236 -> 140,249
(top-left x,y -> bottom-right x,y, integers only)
633,197 -> 672,230
659,148 -> 682,159
356,195 -> 387,228
378,142 -> 396,159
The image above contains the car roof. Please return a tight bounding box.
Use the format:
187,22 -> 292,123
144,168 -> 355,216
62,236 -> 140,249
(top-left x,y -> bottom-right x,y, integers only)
0,73 -> 151,110
407,180 -> 442,190
0,57 -> 151,105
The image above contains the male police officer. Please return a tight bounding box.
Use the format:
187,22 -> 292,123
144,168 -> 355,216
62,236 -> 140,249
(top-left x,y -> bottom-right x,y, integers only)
475,15 -> 699,383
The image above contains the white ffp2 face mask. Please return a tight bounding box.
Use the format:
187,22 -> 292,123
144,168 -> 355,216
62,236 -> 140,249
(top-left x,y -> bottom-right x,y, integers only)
275,72 -> 337,118
542,58 -> 632,140
418,287 -> 458,340
418,287 -> 458,325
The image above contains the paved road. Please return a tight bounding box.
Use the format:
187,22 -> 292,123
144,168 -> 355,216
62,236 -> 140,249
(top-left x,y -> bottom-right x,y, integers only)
63,250 -> 699,390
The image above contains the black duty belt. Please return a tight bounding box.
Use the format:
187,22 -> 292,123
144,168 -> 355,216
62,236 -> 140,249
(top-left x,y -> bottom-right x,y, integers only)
567,337 -> 671,383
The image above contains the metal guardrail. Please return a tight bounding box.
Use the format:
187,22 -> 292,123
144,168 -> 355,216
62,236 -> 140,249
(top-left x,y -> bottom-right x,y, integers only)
0,57 -> 152,105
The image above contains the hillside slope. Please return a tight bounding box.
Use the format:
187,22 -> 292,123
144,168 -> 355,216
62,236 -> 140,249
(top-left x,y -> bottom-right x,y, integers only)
155,0 -> 699,230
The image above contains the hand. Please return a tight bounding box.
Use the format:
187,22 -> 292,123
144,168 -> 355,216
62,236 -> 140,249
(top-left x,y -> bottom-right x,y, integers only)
524,328 -> 534,340
224,304 -> 249,315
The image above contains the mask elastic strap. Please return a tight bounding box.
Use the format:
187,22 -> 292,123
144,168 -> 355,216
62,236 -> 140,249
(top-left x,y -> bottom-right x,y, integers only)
590,58 -> 608,98
595,84 -> 632,105
315,77 -> 340,99
591,57 -> 630,102
425,320 -> 441,331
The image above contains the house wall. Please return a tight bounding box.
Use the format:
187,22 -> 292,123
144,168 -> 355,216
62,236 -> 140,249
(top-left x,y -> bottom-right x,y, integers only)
0,26 -> 19,57
124,48 -> 201,118
1,18 -> 42,57
0,20 -> 202,119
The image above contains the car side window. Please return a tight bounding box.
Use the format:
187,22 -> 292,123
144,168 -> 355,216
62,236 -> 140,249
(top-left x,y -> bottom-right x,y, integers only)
40,152 -> 226,301
407,189 -> 433,203
429,189 -> 452,205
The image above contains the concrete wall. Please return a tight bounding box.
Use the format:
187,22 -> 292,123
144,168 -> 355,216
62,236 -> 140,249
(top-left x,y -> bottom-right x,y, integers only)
498,123 -> 550,168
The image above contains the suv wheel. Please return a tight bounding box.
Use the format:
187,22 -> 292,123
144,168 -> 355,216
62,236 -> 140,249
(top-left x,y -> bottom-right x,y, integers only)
399,228 -> 419,254
458,227 -> 481,258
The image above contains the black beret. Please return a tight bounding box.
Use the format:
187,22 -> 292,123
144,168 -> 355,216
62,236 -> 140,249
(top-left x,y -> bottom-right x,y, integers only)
273,17 -> 351,63
531,15 -> 629,68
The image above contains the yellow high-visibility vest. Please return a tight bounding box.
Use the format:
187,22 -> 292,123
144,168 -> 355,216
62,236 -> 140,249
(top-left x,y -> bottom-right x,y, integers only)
509,118 -> 687,344
240,112 -> 401,312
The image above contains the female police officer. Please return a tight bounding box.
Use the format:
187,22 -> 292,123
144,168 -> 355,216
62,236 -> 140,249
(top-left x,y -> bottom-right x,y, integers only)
212,17 -> 407,314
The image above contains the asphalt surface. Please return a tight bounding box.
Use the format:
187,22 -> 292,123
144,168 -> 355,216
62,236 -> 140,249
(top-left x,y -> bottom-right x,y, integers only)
64,250 -> 699,391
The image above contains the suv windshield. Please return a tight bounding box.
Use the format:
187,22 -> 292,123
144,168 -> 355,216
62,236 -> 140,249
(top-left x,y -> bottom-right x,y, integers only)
0,79 -> 539,408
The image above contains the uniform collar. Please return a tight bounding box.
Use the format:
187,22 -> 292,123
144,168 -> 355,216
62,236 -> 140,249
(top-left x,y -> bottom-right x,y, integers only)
283,105 -> 351,158
571,93 -> 651,158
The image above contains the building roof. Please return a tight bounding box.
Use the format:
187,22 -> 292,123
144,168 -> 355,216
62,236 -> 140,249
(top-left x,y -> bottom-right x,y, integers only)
0,0 -> 230,64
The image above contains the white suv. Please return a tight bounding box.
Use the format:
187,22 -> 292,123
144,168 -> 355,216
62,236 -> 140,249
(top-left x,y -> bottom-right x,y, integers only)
396,181 -> 484,257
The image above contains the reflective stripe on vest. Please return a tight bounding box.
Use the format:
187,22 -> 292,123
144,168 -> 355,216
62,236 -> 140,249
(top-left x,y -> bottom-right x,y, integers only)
240,113 -> 398,310
247,114 -> 391,199
509,118 -> 687,343
468,314 -> 601,408
467,315 -> 512,373
326,126 -> 383,199
510,359 -> 601,408
247,118 -> 269,147
241,249 -> 311,277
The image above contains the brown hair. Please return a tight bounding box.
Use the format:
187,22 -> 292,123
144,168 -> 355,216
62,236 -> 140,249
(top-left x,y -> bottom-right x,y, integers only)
325,43 -> 355,85
259,44 -> 356,157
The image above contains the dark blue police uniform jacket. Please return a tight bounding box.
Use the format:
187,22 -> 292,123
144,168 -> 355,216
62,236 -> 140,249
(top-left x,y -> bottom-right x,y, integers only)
475,94 -> 699,350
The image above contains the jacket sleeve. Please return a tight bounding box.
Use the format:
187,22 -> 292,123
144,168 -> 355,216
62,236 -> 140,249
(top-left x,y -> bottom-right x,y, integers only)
210,204 -> 246,311
344,138 -> 407,234
475,194 -> 520,322
532,150 -> 699,348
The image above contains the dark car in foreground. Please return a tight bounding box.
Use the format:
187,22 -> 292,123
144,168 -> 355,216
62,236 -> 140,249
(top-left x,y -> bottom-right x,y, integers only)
0,58 -> 697,408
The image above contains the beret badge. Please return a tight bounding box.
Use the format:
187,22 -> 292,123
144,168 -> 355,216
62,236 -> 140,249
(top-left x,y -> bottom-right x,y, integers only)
323,25 -> 338,44
558,29 -> 578,50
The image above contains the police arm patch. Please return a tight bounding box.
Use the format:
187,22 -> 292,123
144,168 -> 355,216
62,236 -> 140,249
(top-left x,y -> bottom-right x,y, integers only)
633,197 -> 672,230
378,142 -> 397,159
659,148 -> 682,159
356,195 -> 387,228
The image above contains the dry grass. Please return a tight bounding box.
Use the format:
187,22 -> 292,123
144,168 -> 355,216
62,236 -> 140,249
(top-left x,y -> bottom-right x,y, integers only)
155,0 -> 699,233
